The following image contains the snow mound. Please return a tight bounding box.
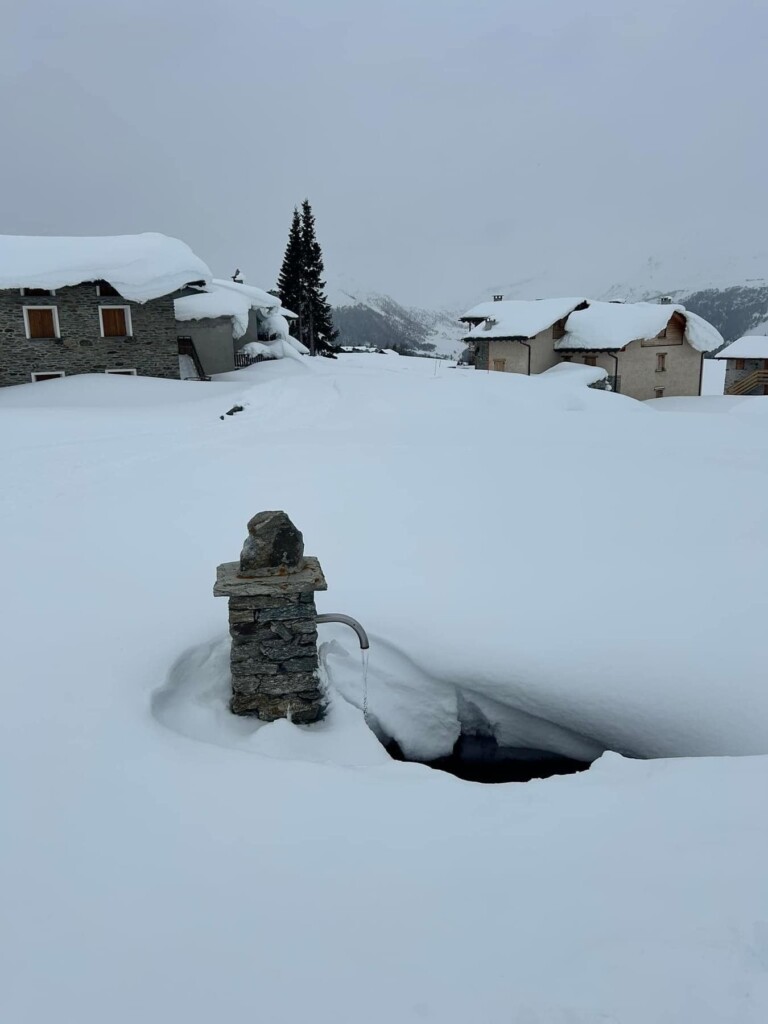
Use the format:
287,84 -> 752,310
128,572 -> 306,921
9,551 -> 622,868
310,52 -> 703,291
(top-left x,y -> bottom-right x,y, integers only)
539,361 -> 608,387
238,341 -> 273,358
648,395 -> 768,415
152,635 -> 390,767
0,371 -> 243,408
0,232 -> 211,301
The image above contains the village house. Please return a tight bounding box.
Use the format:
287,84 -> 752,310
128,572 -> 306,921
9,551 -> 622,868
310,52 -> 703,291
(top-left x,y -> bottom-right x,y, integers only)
174,278 -> 302,378
0,233 -> 211,387
461,295 -> 723,401
713,336 -> 768,395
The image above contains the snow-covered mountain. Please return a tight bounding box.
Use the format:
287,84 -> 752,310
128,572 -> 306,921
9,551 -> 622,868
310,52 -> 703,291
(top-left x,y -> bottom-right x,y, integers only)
329,279 -> 464,357
329,252 -> 768,355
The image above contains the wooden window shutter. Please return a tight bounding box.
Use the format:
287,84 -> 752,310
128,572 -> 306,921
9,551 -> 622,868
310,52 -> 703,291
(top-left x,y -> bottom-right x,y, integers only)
101,307 -> 127,336
27,308 -> 56,338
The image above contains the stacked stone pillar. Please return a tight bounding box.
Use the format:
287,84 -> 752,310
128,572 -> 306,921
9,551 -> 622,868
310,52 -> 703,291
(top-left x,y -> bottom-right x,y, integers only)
214,511 -> 327,724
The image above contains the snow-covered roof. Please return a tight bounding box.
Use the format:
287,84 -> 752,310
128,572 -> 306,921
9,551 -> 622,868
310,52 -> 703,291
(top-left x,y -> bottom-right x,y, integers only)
0,232 -> 211,302
175,279 -> 281,340
462,298 -> 586,340
714,335 -> 768,359
211,278 -> 281,311
558,301 -> 723,353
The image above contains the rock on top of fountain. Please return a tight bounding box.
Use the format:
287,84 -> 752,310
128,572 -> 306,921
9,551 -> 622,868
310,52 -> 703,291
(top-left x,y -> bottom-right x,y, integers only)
239,510 -> 305,576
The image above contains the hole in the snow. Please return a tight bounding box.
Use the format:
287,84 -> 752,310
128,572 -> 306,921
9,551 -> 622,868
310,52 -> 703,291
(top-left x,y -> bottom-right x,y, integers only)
386,734 -> 593,784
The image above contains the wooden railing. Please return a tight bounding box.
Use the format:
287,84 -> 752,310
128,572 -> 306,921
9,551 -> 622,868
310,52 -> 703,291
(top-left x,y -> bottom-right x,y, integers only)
235,353 -> 277,368
726,370 -> 768,396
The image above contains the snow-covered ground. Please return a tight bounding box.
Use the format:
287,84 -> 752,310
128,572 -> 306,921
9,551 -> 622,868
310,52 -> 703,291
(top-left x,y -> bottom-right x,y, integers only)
2,358 -> 767,1023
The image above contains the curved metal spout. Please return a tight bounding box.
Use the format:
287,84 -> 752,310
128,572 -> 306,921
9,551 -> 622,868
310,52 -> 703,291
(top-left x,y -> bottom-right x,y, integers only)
316,613 -> 369,650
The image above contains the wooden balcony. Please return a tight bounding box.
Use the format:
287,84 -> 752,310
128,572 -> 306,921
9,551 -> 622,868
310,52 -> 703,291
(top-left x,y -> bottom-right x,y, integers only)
726,370 -> 768,396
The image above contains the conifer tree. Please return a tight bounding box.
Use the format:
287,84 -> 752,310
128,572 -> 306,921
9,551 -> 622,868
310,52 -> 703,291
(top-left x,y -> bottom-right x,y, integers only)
276,207 -> 305,325
276,200 -> 338,355
299,199 -> 337,354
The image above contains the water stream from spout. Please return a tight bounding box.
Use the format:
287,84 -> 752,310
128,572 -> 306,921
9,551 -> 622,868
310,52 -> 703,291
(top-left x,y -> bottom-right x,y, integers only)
361,648 -> 370,725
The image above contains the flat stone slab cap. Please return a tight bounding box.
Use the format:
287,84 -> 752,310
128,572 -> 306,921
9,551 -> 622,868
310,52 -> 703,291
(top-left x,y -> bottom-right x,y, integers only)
240,510 -> 304,573
214,556 -> 327,598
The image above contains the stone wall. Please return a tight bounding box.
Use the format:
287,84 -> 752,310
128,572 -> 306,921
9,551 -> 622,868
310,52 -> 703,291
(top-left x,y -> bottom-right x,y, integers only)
0,283 -> 182,387
227,592 -> 324,723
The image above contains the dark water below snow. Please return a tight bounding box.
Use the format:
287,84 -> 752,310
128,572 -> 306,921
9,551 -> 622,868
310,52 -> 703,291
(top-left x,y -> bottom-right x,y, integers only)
386,736 -> 592,784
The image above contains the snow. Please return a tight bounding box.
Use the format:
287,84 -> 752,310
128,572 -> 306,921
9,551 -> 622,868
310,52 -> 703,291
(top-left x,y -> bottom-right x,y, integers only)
1,358 -> 767,1022
237,341 -> 273,358
561,300 -> 724,352
461,296 -> 723,352
178,353 -> 198,380
701,355 -> 726,394
175,286 -> 253,338
539,360 -> 608,387
261,311 -> 291,342
462,297 -> 586,339
175,278 -> 281,339
0,232 -> 211,302
210,276 -> 281,310
715,335 -> 768,359
647,395 -> 768,415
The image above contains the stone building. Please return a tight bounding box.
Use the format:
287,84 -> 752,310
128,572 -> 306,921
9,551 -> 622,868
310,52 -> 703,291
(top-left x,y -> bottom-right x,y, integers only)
460,295 -> 723,401
0,233 -> 211,387
714,336 -> 768,395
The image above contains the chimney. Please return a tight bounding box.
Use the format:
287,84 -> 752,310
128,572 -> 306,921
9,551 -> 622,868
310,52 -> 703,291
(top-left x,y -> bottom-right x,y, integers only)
493,294 -> 503,302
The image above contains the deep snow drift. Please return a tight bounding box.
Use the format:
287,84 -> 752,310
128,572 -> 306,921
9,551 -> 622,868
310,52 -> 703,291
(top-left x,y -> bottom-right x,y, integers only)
1,358 -> 767,1023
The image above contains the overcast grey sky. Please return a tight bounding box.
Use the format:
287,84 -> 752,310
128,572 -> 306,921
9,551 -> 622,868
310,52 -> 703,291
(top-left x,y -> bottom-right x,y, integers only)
2,0 -> 766,307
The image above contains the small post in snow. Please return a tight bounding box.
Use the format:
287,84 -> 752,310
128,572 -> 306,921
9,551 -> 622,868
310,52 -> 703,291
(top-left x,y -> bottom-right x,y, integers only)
214,511 -> 328,723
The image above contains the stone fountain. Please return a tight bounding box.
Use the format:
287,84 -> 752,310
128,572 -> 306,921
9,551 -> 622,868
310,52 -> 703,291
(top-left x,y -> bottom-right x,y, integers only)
213,511 -> 327,724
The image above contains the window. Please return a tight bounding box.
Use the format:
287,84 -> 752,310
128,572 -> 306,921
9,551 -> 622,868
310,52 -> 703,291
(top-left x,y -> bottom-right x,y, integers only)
736,359 -> 745,370
656,352 -> 667,372
654,387 -> 665,399
23,306 -> 60,339
31,371 -> 65,382
96,281 -> 120,297
584,355 -> 597,366
560,355 -> 572,362
21,287 -> 55,297
105,368 -> 137,375
99,305 -> 132,337
552,318 -> 567,340
492,358 -> 506,372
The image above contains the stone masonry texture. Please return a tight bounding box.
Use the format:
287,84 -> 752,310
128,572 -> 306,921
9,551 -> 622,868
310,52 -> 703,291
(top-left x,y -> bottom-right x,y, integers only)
227,595 -> 325,723
0,283 -> 183,387
214,513 -> 328,725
